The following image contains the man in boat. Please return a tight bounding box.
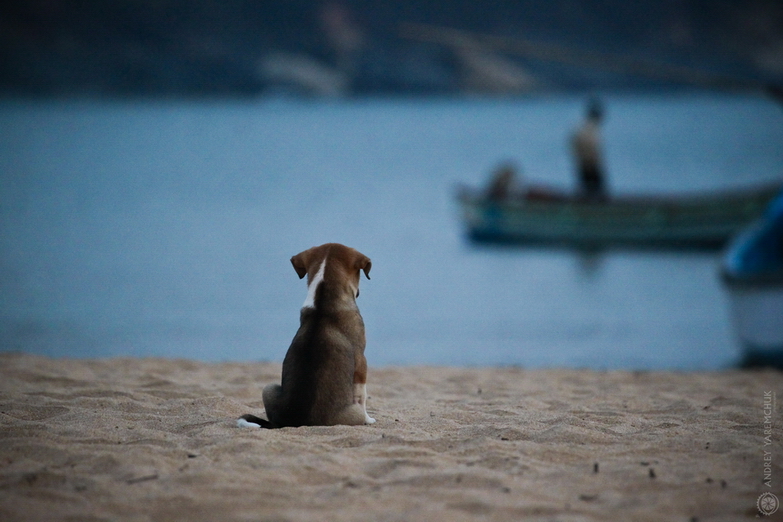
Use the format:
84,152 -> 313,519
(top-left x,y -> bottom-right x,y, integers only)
485,161 -> 523,201
571,99 -> 607,200
484,161 -> 566,202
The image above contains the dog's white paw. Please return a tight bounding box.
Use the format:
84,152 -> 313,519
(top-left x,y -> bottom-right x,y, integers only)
365,415 -> 376,425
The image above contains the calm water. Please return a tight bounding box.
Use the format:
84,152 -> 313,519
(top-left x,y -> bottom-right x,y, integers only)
1,94 -> 782,369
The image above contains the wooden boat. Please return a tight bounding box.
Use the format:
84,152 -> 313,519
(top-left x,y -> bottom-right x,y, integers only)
457,181 -> 783,249
720,193 -> 783,367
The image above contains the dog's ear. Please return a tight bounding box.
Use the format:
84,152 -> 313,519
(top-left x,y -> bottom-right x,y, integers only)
290,252 -> 309,279
354,255 -> 372,280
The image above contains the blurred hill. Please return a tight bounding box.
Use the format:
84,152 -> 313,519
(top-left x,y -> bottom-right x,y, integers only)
1,0 -> 781,97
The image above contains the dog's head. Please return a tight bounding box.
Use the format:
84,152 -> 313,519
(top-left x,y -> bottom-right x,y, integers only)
291,243 -> 371,300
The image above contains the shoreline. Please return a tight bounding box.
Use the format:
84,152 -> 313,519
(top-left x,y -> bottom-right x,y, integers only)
0,353 -> 780,521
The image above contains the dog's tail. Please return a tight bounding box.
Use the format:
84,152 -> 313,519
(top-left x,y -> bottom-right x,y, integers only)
236,413 -> 275,429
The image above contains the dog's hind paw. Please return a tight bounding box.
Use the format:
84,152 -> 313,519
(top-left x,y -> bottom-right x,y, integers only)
365,415 -> 376,425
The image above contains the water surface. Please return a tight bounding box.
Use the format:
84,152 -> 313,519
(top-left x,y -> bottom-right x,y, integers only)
1,94 -> 781,369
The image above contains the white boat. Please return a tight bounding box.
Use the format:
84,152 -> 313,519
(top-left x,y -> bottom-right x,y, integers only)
721,191 -> 783,367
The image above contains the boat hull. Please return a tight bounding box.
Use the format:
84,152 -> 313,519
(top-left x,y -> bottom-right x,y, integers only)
723,284 -> 783,366
459,182 -> 783,249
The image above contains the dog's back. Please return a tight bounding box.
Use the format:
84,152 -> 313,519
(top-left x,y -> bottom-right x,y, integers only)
239,243 -> 373,428
276,304 -> 363,426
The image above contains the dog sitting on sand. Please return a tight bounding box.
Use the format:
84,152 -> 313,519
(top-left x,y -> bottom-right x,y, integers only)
238,243 -> 375,428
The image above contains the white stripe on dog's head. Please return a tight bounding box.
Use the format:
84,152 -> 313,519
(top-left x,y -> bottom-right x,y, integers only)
302,258 -> 327,309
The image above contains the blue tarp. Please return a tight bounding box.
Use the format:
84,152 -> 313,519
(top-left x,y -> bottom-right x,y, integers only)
724,189 -> 783,282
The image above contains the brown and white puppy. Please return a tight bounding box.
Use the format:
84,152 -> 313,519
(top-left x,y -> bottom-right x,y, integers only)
238,243 -> 375,428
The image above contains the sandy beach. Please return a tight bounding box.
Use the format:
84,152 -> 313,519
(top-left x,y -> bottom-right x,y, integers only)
0,352 -> 780,521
